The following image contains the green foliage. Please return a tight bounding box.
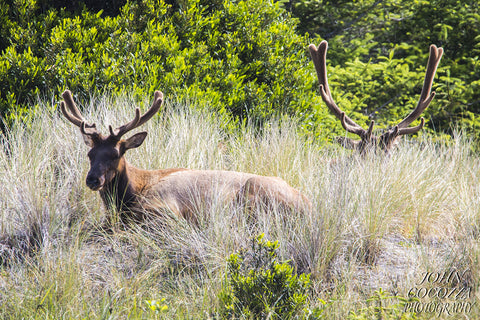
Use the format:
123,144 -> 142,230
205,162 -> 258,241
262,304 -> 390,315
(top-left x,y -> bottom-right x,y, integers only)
2,0 -> 480,142
145,298 -> 169,314
219,234 -> 311,319
348,289 -> 418,320
0,0 -> 319,132
286,0 -> 480,141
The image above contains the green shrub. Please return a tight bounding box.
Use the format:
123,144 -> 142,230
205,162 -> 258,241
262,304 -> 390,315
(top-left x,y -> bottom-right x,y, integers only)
0,0 -> 320,133
348,289 -> 418,320
218,234 -> 311,319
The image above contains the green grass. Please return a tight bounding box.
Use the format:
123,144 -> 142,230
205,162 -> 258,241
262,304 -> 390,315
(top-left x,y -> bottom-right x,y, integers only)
0,93 -> 479,319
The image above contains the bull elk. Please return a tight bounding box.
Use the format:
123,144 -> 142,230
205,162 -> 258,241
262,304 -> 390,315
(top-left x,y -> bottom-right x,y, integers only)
309,41 -> 443,153
60,90 -> 311,224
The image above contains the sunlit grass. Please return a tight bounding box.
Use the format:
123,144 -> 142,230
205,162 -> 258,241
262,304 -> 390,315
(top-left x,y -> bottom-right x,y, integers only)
0,93 -> 478,319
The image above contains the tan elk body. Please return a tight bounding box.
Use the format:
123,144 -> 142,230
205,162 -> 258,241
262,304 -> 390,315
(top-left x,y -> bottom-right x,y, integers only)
309,41 -> 443,153
60,90 -> 310,223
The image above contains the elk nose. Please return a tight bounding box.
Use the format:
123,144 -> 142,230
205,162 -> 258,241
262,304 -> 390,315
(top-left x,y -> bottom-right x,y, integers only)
86,175 -> 100,190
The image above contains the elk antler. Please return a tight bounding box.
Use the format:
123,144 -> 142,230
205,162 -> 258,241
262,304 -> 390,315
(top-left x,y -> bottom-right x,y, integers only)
61,90 -> 164,140
309,41 -> 443,153
109,91 -> 163,139
60,90 -> 98,136
308,41 -> 373,142
394,44 -> 443,134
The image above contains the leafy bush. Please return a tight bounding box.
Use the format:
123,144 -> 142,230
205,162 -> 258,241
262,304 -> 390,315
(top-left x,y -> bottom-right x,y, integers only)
0,0 -> 320,132
219,234 -> 311,319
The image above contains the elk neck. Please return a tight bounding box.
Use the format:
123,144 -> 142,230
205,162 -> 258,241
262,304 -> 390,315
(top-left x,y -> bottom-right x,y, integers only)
99,156 -> 147,217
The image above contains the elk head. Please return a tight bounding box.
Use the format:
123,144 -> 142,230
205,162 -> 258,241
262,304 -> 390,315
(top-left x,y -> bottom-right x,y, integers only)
309,41 -> 443,153
60,90 -> 163,190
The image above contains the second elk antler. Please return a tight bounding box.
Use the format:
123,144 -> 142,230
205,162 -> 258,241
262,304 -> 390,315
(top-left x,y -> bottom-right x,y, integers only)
309,41 -> 443,153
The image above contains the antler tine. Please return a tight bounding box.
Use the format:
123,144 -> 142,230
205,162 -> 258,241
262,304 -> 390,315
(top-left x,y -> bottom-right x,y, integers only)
111,108 -> 141,138
396,117 -> 425,136
61,90 -> 97,132
112,91 -> 164,139
136,91 -> 164,127
309,41 -> 367,136
60,101 -> 82,127
62,90 -> 84,121
396,45 -> 443,133
61,90 -> 84,127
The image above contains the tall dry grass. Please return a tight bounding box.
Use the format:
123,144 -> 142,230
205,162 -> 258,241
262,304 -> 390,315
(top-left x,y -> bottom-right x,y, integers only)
0,93 -> 478,319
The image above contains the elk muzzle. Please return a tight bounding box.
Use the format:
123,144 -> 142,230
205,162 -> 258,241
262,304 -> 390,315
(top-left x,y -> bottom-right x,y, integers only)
86,171 -> 106,191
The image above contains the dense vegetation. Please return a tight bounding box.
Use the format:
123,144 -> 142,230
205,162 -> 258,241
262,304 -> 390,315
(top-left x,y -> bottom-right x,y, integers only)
1,1 -> 480,319
1,0 -> 479,141
0,0 -> 314,133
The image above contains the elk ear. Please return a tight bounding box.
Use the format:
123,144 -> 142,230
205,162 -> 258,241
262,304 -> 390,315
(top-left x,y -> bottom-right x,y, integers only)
81,133 -> 95,148
123,132 -> 147,150
335,136 -> 361,150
